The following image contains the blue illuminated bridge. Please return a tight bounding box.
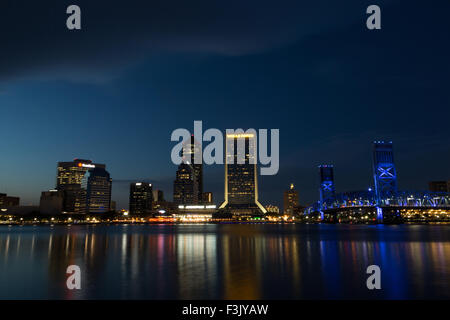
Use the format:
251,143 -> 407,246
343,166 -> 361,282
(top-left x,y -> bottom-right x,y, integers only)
304,141 -> 450,224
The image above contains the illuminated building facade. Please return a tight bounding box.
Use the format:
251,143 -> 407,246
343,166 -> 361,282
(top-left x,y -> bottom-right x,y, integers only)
176,204 -> 217,221
129,182 -> 153,215
173,163 -> 198,204
319,165 -> 335,210
265,204 -> 280,214
56,159 -> 105,187
173,136 -> 203,205
56,159 -> 107,214
219,133 -> 266,216
373,141 -> 398,204
283,183 -> 299,215
84,167 -> 112,214
183,135 -> 203,198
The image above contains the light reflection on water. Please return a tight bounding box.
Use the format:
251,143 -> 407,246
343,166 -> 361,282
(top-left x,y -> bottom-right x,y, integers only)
0,224 -> 449,299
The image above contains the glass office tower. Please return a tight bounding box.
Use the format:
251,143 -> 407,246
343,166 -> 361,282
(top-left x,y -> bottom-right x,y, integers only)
129,182 -> 153,215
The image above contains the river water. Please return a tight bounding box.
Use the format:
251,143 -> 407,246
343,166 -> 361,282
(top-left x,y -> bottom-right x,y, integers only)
0,224 -> 449,299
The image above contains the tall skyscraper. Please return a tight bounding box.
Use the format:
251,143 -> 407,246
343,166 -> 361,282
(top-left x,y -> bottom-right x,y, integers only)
373,141 -> 398,204
129,182 -> 153,215
173,163 -> 197,204
56,159 -> 105,188
84,167 -> 112,214
219,133 -> 266,216
173,135 -> 203,205
319,165 -> 335,210
283,183 -> 299,216
183,135 -> 203,197
56,159 -> 107,214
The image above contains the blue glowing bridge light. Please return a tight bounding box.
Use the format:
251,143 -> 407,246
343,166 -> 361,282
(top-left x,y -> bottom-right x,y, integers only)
376,207 -> 383,221
303,140 -> 450,217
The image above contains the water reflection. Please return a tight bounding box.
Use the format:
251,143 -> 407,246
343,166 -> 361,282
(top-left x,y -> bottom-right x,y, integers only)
0,224 -> 449,299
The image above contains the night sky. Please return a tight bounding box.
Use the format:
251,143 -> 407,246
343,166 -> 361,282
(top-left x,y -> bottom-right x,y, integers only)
1,1 -> 449,210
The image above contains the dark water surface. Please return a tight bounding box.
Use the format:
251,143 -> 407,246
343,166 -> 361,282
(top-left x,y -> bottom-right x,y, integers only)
0,224 -> 449,299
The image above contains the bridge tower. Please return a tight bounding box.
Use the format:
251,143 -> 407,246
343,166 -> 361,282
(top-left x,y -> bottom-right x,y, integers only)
373,141 -> 398,215
319,165 -> 335,219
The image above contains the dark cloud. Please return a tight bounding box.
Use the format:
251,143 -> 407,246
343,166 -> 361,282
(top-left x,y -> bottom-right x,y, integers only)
0,0 -> 384,82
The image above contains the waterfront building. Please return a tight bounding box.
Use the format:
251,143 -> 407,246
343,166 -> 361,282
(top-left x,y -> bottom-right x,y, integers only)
129,182 -> 153,215
183,135 -> 203,198
219,132 -> 266,217
173,163 -> 198,204
56,159 -> 106,214
283,183 -> 299,216
39,190 -> 64,215
0,193 -> 20,208
56,159 -> 105,187
1,206 -> 39,215
173,135 -> 203,205
176,204 -> 217,221
84,168 -> 112,214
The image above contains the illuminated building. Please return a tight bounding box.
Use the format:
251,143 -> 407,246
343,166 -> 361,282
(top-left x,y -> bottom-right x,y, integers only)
84,168 -> 112,214
398,208 -> 450,222
429,181 -> 450,193
129,182 -> 153,215
56,159 -> 105,187
219,133 -> 266,217
173,136 -> 203,205
265,204 -> 280,214
173,163 -> 198,204
373,141 -> 398,204
0,193 -> 20,208
39,190 -> 64,215
176,204 -> 217,221
183,135 -> 203,198
283,183 -> 299,216
56,159 -> 106,213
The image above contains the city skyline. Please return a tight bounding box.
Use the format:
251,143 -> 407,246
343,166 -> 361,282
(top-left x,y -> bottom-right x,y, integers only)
1,139 -> 448,212
1,1 -> 450,305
